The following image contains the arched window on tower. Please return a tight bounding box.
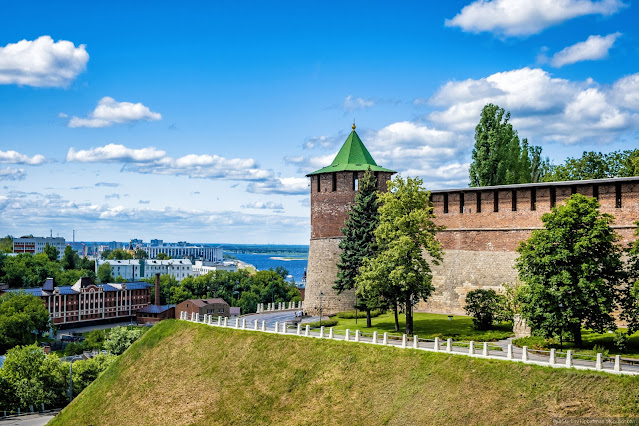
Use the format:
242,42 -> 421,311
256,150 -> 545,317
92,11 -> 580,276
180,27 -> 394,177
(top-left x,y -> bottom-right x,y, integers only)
353,172 -> 359,191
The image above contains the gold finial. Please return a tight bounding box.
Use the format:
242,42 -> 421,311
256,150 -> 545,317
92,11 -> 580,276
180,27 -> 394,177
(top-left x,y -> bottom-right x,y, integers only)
352,120 -> 356,131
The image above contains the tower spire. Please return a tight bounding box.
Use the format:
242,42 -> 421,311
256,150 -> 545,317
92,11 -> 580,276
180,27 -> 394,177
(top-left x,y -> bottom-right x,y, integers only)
352,120 -> 356,131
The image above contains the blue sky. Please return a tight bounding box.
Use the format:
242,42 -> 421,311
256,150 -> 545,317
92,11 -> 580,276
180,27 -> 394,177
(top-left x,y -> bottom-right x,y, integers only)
1,0 -> 638,244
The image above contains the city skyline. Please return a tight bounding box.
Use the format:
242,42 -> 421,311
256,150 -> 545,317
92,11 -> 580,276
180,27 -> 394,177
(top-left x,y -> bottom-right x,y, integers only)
1,0 -> 638,243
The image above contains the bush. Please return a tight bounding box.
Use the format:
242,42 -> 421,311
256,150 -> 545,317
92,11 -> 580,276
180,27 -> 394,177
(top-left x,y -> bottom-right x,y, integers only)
613,331 -> 629,351
464,289 -> 506,330
336,309 -> 384,319
304,319 -> 338,328
512,336 -> 549,350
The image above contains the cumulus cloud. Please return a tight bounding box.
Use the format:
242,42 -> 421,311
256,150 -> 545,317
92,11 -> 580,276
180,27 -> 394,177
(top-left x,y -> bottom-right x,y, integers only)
241,201 -> 284,210
343,95 -> 375,111
446,0 -> 625,36
0,167 -> 26,181
546,33 -> 621,67
68,97 -> 162,128
0,191 -> 308,243
246,177 -> 308,195
0,150 -> 47,165
66,144 -> 166,163
0,36 -> 88,87
612,74 -> 639,110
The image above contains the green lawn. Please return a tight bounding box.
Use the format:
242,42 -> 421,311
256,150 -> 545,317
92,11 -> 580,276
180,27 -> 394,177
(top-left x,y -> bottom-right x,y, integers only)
515,329 -> 639,359
325,312 -> 513,342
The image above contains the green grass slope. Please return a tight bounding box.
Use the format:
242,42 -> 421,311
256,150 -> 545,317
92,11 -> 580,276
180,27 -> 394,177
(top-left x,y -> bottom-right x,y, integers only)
51,320 -> 639,425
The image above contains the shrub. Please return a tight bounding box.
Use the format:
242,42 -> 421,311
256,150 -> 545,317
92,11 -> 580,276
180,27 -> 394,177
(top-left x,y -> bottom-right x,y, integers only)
464,289 -> 506,330
336,309 -> 384,319
512,336 -> 550,350
304,319 -> 338,328
613,331 -> 629,351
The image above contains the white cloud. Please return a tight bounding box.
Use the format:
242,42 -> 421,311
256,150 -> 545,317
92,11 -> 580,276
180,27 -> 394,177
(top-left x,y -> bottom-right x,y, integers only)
0,36 -> 88,87
241,201 -> 284,210
95,182 -> 119,187
0,150 -> 47,165
547,33 -> 621,67
426,67 -> 639,143
139,200 -> 150,204
66,144 -> 166,163
68,97 -> 162,128
0,167 -> 26,181
105,193 -> 120,200
247,177 -> 309,195
446,0 -> 625,36
343,95 -> 375,111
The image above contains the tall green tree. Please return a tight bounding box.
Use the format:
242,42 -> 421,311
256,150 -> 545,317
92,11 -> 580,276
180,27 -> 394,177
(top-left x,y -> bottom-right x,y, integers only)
97,263 -> 114,284
544,149 -> 639,182
334,167 -> 380,328
356,176 -> 444,335
43,243 -> 59,262
0,292 -> 51,353
61,245 -> 77,270
133,249 -> 148,259
516,194 -> 623,347
0,234 -> 13,253
469,104 -> 547,187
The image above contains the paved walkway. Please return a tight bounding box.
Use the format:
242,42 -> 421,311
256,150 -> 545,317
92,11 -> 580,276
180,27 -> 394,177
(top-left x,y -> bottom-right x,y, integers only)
0,412 -> 58,426
187,316 -> 639,376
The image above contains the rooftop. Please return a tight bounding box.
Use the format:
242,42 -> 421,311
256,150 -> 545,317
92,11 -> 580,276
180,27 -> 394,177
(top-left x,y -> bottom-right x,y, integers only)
307,125 -> 395,176
137,304 -> 175,314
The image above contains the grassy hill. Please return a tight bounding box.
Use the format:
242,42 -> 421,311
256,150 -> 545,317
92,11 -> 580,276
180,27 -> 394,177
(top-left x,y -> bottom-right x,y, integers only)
51,320 -> 639,425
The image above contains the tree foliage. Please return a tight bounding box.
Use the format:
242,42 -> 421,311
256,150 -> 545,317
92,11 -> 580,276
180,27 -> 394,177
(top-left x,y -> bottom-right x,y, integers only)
469,104 -> 548,187
356,176 -> 443,335
464,289 -> 507,330
43,244 -> 59,262
334,167 -> 380,327
156,252 -> 171,260
543,149 -> 639,182
516,194 -> 623,347
105,249 -> 133,260
0,292 -> 50,354
133,249 -> 148,259
104,327 -> 146,355
1,251 -> 95,288
0,234 -> 13,253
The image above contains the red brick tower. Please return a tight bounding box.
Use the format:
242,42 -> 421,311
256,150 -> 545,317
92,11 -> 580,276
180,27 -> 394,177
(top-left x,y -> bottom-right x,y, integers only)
304,124 -> 395,315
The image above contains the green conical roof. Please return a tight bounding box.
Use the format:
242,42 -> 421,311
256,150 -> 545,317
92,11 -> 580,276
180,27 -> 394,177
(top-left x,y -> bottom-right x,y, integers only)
306,127 -> 396,176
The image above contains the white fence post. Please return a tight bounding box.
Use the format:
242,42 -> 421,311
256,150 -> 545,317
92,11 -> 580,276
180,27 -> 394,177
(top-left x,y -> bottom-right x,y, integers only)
305,324 -> 310,337
329,327 -> 334,339
223,317 -> 228,327
282,322 -> 287,334
614,355 -> 621,372
402,334 -> 407,349
383,332 -> 388,346
413,335 -> 418,349
241,318 -> 246,329
522,346 -> 528,362
446,338 -> 452,352
235,318 -> 239,328
507,344 -> 513,359
254,319 -> 258,330
483,342 -> 488,357
549,349 -> 556,366
274,321 -> 279,333
345,329 -> 350,342
355,330 -> 360,343
297,323 -> 302,335
261,320 -> 266,331
596,353 -> 602,370
319,326 -> 325,338
218,316 -> 222,326
566,350 -> 573,367
469,341 -> 474,355
434,337 -> 439,352
372,331 -> 378,344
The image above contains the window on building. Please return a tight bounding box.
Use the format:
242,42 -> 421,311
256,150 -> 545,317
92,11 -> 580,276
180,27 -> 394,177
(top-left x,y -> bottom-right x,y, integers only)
331,173 -> 337,192
353,172 -> 359,191
616,183 -> 622,208
443,193 -> 448,214
493,190 -> 499,212
530,188 -> 536,211
459,192 -> 465,214
476,192 -> 481,213
593,184 -> 599,200
550,187 -> 556,208
512,190 -> 517,212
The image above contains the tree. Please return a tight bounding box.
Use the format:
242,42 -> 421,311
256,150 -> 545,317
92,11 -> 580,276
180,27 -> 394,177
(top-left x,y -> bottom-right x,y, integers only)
0,234 -> 13,253
0,292 -> 51,353
97,263 -> 114,284
620,222 -> 639,336
544,149 -> 639,182
61,246 -> 77,270
133,249 -> 148,259
105,249 -> 133,260
156,252 -> 171,260
356,176 -> 444,335
334,167 -> 380,328
464,289 -> 505,330
2,253 -> 61,288
469,104 -> 547,187
516,194 -> 623,347
43,243 -> 59,262
104,327 -> 145,355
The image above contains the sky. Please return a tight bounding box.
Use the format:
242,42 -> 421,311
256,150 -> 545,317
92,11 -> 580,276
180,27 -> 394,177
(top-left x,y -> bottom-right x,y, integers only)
1,0 -> 638,244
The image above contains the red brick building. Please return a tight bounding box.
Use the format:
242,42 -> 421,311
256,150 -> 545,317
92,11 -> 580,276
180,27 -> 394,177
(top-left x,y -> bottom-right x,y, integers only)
136,273 -> 175,324
175,298 -> 230,319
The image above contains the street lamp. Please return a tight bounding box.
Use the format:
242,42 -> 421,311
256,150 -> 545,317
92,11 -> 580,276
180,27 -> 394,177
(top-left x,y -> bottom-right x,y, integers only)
319,292 -> 324,327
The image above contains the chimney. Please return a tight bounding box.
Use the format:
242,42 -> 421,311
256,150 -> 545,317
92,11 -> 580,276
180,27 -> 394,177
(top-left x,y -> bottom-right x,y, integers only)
155,273 -> 161,306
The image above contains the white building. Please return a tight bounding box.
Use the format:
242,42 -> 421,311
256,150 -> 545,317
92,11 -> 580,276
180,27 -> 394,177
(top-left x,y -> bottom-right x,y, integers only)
96,259 -> 193,282
192,260 -> 238,277
142,245 -> 223,262
13,237 -> 66,260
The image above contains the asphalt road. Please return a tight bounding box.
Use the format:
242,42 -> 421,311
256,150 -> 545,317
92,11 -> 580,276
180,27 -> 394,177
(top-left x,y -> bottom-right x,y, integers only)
0,413 -> 57,426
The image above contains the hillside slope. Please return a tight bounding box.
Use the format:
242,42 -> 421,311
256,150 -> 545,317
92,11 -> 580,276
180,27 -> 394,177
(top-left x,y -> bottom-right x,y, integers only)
51,320 -> 639,425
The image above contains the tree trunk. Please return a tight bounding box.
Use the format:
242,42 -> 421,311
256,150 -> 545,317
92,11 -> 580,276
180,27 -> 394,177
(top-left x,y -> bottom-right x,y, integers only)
366,308 -> 372,328
393,303 -> 399,332
570,323 -> 583,348
405,295 -> 413,336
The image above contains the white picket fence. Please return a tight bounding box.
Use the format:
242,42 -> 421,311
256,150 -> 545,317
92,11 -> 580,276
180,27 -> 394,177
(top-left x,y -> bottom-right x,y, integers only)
178,312 -> 637,376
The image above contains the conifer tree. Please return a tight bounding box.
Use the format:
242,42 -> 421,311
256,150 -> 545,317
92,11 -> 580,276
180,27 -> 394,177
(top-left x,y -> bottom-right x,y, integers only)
334,167 -> 380,327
